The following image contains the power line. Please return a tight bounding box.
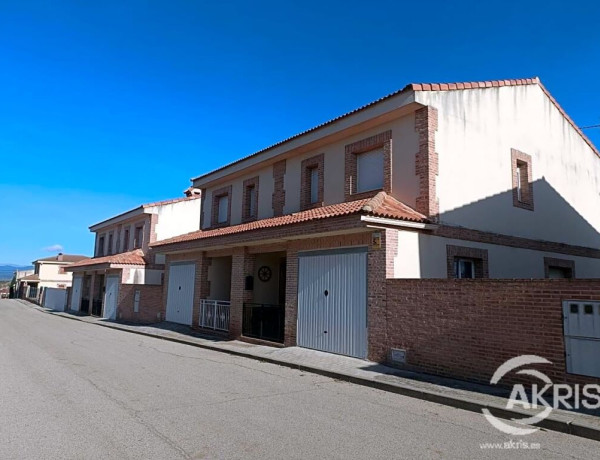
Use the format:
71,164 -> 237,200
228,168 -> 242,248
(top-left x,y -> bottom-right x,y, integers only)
582,124 -> 600,129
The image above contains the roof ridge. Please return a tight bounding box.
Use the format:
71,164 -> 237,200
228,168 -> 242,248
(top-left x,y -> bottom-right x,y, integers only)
361,191 -> 388,213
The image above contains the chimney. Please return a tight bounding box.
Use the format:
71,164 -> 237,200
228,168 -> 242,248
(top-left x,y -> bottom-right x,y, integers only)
57,253 -> 64,261
184,187 -> 202,197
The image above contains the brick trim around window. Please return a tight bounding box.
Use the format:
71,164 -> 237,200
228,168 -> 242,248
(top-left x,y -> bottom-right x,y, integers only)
511,149 -> 534,211
544,257 -> 575,278
344,130 -> 392,201
211,185 -> 232,228
242,176 -> 260,222
272,160 -> 286,216
446,245 -> 489,279
415,106 -> 439,220
300,153 -> 324,210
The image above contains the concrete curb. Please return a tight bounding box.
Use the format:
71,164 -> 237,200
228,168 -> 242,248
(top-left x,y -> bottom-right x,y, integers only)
25,301 -> 600,443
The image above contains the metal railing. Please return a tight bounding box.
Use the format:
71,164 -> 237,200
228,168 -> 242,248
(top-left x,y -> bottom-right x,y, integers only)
242,303 -> 285,343
200,299 -> 231,332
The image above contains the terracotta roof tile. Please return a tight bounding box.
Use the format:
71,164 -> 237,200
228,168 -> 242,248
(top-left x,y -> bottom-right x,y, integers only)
35,254 -> 89,263
20,274 -> 40,281
67,249 -> 146,269
152,192 -> 427,248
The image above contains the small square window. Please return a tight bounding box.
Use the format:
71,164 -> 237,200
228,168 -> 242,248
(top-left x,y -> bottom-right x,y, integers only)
584,304 -> 594,315
454,258 -> 475,279
217,195 -> 229,224
357,149 -> 384,193
570,304 -> 579,314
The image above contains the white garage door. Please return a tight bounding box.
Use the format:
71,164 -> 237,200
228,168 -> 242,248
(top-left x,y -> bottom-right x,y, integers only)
70,276 -> 83,312
166,263 -> 196,325
103,276 -> 119,320
297,247 -> 367,358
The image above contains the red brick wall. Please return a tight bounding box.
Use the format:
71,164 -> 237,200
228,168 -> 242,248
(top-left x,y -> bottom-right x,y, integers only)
383,279 -> 600,385
118,284 -> 164,324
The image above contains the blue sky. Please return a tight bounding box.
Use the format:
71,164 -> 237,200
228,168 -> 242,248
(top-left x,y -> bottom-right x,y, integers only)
1,1 -> 599,265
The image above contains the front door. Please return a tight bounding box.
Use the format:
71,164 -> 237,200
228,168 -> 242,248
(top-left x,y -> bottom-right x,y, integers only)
297,248 -> 368,358
103,276 -> 119,320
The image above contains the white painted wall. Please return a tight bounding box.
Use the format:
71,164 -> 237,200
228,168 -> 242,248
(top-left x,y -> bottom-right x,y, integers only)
391,229 -> 600,279
38,263 -> 73,285
152,198 -> 202,241
416,85 -> 600,249
121,268 -> 163,285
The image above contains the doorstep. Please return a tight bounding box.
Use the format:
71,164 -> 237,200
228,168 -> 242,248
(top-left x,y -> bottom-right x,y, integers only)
21,301 -> 600,443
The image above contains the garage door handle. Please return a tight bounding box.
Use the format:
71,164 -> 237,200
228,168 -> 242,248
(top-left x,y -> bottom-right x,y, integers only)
324,331 -> 327,334
324,290 -> 328,296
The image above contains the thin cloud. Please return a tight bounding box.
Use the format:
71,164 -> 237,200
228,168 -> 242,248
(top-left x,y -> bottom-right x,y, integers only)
43,244 -> 64,253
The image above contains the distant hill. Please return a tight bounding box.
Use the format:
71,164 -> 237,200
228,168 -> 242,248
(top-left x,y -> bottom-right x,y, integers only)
0,265 -> 33,281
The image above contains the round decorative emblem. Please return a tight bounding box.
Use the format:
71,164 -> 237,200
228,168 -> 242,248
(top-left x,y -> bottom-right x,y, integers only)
258,266 -> 272,282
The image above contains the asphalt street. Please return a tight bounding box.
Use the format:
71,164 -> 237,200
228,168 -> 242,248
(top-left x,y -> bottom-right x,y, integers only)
0,299 -> 598,459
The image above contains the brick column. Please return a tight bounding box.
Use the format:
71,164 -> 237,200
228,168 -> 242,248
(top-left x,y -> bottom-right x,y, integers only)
229,248 -> 255,339
367,230 -> 391,362
192,253 -> 211,328
284,248 -> 298,347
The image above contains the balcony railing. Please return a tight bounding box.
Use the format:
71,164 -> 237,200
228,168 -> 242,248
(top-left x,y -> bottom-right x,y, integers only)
242,303 -> 284,343
200,299 -> 230,332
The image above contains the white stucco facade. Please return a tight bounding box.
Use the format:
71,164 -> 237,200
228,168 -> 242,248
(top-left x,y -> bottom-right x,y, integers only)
416,85 -> 600,248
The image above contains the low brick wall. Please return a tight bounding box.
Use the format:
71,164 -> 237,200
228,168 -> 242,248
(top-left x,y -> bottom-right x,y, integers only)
118,284 -> 164,324
384,279 -> 600,385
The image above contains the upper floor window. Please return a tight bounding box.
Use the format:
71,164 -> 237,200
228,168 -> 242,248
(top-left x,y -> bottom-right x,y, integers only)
344,130 -> 391,201
107,233 -> 114,255
511,149 -> 534,211
357,148 -> 384,193
242,177 -> 259,222
123,228 -> 130,252
211,185 -> 232,227
97,236 -> 105,257
217,195 -> 229,223
134,226 -> 143,249
300,153 -> 324,210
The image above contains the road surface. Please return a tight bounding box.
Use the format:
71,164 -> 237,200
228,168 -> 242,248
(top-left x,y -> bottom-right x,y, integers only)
0,299 -> 598,459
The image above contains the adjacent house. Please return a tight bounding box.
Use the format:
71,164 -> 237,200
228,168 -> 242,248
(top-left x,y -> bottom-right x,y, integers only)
17,254 -> 88,303
64,190 -> 201,321
150,77 -> 600,363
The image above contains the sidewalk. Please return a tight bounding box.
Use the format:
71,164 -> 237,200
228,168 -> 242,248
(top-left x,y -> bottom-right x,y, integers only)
19,299 -> 600,442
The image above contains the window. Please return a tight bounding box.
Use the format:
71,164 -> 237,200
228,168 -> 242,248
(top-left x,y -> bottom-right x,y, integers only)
446,245 -> 489,279
345,130 -> 391,201
242,177 -> 259,221
300,153 -> 324,210
310,168 -> 319,204
544,257 -> 575,279
107,233 -> 114,255
211,185 -> 232,227
123,228 -> 130,252
357,148 -> 384,193
134,226 -> 143,249
97,236 -> 105,257
511,149 -> 533,210
217,195 -> 229,224
454,258 -> 475,279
